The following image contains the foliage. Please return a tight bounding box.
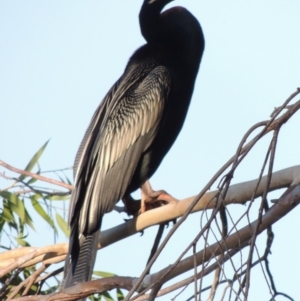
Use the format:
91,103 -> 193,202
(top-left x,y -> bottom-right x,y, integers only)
0,142 -> 124,301
0,141 -> 69,249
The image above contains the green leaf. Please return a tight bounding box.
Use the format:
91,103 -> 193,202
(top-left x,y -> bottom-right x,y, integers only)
55,213 -> 69,237
23,206 -> 35,230
8,193 -> 25,224
0,191 -> 25,224
2,201 -> 15,223
26,176 -> 38,185
93,271 -> 116,278
0,217 -> 5,233
64,175 -> 72,185
0,191 -> 11,199
47,195 -> 70,201
116,288 -> 124,301
19,140 -> 50,181
30,195 -> 57,235
0,192 -> 35,230
102,291 -> 114,301
14,237 -> 30,247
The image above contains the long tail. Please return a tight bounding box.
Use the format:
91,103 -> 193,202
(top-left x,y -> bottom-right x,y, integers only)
61,230 -> 99,299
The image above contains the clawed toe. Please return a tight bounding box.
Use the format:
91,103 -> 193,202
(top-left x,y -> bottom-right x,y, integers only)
140,180 -> 178,213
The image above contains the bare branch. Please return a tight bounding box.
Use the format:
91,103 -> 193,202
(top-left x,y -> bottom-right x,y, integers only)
1,165 -> 299,274
134,184 -> 300,300
0,160 -> 73,191
11,276 -> 133,301
0,244 -> 67,273
100,165 -> 300,250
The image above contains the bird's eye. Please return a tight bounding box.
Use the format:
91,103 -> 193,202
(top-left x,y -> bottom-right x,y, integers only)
148,0 -> 157,4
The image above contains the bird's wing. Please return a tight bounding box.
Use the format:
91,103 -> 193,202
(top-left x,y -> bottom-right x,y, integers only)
69,64 -> 171,234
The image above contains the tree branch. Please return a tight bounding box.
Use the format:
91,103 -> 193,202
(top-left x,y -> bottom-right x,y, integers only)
0,160 -> 72,191
1,165 -> 299,273
141,184 -> 300,291
9,276 -> 133,301
8,184 -> 300,301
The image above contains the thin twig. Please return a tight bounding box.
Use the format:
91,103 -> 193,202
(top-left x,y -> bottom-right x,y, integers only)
0,160 -> 73,191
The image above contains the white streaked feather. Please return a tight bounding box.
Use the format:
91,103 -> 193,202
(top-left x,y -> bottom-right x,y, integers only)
110,136 -> 117,166
104,141 -> 111,171
73,66 -> 171,234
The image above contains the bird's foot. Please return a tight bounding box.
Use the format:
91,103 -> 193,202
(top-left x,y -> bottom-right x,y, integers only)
122,195 -> 141,216
140,180 -> 178,214
121,181 -> 178,216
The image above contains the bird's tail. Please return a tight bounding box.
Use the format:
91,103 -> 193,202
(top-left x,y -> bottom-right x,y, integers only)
61,230 -> 99,299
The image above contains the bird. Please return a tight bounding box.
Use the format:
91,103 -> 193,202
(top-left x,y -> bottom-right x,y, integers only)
61,0 -> 205,295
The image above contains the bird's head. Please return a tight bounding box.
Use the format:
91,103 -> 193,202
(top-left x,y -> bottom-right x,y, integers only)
139,0 -> 174,43
139,0 -> 204,77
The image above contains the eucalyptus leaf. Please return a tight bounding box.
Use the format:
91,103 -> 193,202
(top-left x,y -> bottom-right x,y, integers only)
31,195 -> 57,235
47,195 -> 70,201
14,237 -> 30,247
55,212 -> 69,237
102,291 -> 114,301
2,198 -> 15,223
8,192 -> 25,224
93,271 -> 116,278
23,207 -> 35,230
19,140 -> 50,181
116,288 -> 124,301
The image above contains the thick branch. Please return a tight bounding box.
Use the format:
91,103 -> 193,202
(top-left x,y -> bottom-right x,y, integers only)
10,276 -> 133,301
99,165 -> 300,248
1,165 -> 299,272
0,244 -> 67,273
8,185 -> 300,301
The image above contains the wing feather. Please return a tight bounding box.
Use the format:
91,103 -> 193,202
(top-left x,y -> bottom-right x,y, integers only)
70,64 -> 171,234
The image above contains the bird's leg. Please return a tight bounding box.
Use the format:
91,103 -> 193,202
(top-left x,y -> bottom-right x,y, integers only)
140,180 -> 178,214
141,180 -> 177,270
122,195 -> 141,216
121,180 -> 178,216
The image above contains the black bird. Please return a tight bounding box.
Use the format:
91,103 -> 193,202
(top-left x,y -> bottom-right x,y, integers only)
62,0 -> 205,293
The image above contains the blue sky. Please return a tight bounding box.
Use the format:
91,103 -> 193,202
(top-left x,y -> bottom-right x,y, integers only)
1,1 -> 300,300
